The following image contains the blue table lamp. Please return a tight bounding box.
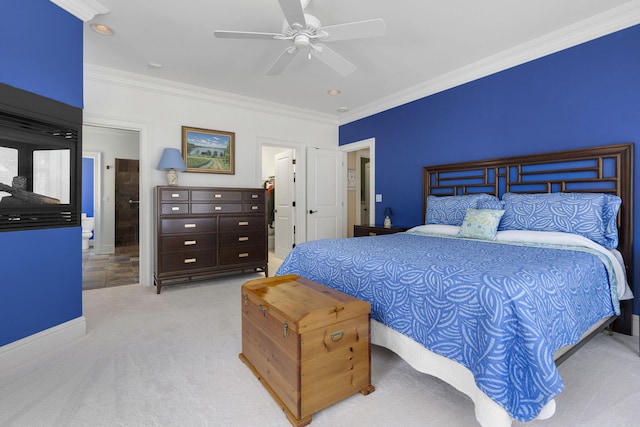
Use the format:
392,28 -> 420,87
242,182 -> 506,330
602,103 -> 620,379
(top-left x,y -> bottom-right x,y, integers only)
157,148 -> 187,186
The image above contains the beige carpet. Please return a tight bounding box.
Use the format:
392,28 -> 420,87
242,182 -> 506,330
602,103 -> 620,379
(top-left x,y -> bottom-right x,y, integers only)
1,274 -> 638,427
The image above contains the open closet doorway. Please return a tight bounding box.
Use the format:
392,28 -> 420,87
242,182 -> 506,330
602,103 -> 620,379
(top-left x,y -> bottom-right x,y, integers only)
82,126 -> 141,290
261,144 -> 296,266
342,138 -> 375,237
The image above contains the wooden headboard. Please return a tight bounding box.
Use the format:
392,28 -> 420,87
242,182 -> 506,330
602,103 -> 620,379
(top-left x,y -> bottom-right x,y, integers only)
422,143 -> 634,334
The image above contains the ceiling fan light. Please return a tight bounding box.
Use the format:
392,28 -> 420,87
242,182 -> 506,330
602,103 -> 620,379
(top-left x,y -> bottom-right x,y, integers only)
294,34 -> 310,48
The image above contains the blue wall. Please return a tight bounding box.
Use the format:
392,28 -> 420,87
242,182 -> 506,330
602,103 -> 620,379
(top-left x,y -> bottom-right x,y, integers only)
0,0 -> 83,346
340,24 -> 640,315
82,158 -> 95,217
0,0 -> 83,106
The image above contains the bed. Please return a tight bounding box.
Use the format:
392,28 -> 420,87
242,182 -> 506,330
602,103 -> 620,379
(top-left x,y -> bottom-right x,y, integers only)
276,143 -> 635,426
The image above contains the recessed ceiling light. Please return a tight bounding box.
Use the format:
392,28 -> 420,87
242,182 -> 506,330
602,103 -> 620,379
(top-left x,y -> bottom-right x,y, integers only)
148,62 -> 163,69
91,23 -> 114,36
327,89 -> 341,96
337,106 -> 349,113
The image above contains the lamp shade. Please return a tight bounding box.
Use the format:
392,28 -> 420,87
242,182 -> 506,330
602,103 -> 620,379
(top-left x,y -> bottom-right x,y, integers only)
157,148 -> 186,171
383,207 -> 392,217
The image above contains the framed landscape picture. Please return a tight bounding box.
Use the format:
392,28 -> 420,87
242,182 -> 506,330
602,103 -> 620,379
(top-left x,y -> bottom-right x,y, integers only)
182,126 -> 235,174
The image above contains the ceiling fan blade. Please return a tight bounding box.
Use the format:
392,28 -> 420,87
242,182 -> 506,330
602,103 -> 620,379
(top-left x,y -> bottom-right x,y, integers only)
267,47 -> 299,76
214,30 -> 284,40
311,43 -> 356,76
318,18 -> 386,42
277,0 -> 307,28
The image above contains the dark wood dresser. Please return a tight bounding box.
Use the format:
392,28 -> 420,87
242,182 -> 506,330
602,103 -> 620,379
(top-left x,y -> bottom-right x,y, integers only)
154,186 -> 267,293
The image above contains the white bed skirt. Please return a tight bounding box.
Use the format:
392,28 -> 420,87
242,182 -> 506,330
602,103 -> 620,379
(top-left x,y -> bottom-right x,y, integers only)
370,319 -> 556,427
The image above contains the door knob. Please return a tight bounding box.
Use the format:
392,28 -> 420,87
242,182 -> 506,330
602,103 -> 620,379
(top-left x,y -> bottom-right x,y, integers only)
309,210 -> 318,214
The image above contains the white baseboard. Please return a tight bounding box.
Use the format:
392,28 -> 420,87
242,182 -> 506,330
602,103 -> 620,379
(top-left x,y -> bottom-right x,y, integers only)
0,317 -> 86,375
633,314 -> 639,337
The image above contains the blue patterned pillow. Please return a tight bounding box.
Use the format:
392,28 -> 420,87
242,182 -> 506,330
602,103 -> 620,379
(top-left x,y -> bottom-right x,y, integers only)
477,198 -> 505,210
426,194 -> 499,226
500,192 -> 621,248
457,208 -> 505,240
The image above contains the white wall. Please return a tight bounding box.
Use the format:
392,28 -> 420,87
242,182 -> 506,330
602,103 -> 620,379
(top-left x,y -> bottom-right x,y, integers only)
83,65 -> 339,286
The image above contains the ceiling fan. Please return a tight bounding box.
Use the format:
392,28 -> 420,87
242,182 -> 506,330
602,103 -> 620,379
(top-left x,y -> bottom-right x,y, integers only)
213,0 -> 386,76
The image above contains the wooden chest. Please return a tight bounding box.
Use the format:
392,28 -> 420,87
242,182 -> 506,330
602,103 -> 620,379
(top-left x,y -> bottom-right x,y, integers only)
240,274 -> 375,427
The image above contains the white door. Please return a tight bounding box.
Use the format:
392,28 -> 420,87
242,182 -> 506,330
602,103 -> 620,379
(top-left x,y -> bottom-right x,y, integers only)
274,149 -> 295,259
307,147 -> 345,241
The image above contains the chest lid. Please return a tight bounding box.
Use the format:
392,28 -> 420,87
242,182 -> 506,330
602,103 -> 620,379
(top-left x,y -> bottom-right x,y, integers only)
242,274 -> 370,334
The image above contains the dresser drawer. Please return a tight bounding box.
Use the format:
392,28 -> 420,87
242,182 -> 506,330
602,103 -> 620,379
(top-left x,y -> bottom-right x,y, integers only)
220,230 -> 265,247
191,203 -> 242,214
220,247 -> 265,265
160,189 -> 189,201
191,189 -> 242,202
161,250 -> 217,272
161,217 -> 217,234
244,203 -> 265,214
219,216 -> 265,231
161,203 -> 189,215
243,191 -> 265,202
160,234 -> 216,252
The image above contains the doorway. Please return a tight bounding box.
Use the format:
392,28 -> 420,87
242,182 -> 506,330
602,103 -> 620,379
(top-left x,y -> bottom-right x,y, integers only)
261,143 -> 298,267
82,126 -> 141,289
342,138 -> 375,237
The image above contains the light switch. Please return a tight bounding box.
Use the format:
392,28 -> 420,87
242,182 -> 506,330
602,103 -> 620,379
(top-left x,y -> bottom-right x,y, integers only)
375,194 -> 382,202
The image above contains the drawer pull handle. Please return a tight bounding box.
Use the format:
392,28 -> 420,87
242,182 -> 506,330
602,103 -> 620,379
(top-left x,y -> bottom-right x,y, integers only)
251,194 -> 259,199
184,240 -> 197,246
238,237 -> 249,242
238,253 -> 249,258
368,232 -> 377,236
171,206 -> 180,211
171,193 -> 180,198
214,194 -> 222,198
184,258 -> 197,264
331,330 -> 344,342
251,206 -> 259,210
184,223 -> 196,228
214,206 -> 222,211
238,221 -> 249,226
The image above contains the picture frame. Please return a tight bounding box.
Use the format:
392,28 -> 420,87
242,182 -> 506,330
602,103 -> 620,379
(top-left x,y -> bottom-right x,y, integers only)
347,169 -> 357,190
182,126 -> 235,174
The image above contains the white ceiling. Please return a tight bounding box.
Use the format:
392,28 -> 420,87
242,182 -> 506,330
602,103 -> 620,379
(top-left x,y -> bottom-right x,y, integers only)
81,0 -> 640,122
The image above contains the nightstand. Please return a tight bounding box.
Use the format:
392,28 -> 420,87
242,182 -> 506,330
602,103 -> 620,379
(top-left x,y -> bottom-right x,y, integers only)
353,224 -> 411,237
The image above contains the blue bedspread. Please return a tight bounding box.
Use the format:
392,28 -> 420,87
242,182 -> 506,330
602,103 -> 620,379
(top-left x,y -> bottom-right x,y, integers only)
276,233 -> 616,421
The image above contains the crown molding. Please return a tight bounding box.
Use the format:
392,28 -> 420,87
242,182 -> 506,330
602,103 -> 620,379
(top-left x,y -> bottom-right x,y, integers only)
50,0 -> 108,22
339,0 -> 640,125
84,64 -> 338,126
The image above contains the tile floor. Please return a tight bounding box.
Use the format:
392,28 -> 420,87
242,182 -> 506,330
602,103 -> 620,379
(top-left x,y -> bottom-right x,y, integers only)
81,245 -> 139,290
